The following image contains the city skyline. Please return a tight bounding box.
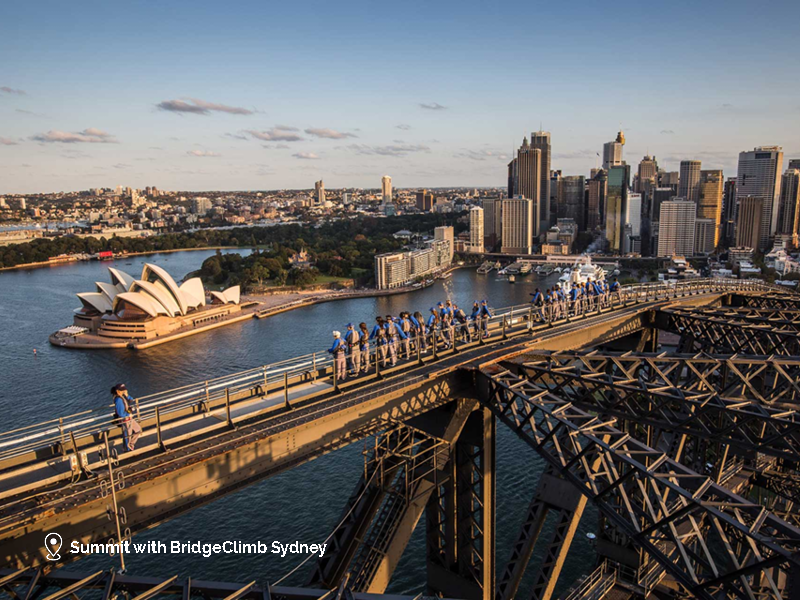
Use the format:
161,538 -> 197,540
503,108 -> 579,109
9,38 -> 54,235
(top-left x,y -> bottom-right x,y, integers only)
2,0 -> 800,194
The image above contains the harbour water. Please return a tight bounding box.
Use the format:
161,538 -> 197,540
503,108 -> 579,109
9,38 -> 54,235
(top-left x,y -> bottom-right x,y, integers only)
0,251 -> 594,594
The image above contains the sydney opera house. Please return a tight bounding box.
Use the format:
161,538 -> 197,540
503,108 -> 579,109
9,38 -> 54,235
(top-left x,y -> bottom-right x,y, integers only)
51,263 -> 245,348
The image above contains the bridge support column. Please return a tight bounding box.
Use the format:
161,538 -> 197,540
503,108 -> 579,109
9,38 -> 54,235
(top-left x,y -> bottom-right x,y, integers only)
426,407 -> 495,600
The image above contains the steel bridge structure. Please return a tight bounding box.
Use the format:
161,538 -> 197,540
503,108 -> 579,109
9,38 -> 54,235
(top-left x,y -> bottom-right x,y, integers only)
1,279 -> 800,600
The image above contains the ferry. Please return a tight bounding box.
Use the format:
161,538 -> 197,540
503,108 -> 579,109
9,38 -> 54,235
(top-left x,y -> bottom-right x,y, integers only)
519,262 -> 533,275
506,262 -> 521,275
477,261 -> 495,274
438,272 -> 452,281
560,257 -> 608,290
508,274 -> 516,284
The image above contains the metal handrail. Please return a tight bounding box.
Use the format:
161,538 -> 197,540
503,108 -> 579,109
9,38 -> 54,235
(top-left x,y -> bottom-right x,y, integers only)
0,277 -> 782,465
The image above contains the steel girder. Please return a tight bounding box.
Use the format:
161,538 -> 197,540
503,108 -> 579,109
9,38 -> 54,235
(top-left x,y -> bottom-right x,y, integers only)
730,294 -> 800,311
475,365 -> 800,600
426,408 -> 495,600
680,307 -> 800,332
507,351 -> 800,461
656,308 -> 800,356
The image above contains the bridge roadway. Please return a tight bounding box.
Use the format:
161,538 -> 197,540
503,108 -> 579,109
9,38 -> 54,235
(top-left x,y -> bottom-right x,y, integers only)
0,280 -> 772,572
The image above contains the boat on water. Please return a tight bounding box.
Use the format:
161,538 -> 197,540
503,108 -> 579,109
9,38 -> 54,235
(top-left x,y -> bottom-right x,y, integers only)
506,262 -> 521,275
554,267 -> 562,273
477,261 -> 495,274
519,262 -> 533,275
508,275 -> 516,284
438,272 -> 452,280
559,257 -> 609,290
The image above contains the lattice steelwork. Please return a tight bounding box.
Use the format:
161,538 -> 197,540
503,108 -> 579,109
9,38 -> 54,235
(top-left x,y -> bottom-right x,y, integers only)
657,307 -> 800,355
477,364 -> 800,600
730,293 -> 800,311
508,351 -> 800,461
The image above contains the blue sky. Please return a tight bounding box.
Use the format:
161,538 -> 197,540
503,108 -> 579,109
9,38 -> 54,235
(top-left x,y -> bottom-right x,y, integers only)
1,0 -> 799,194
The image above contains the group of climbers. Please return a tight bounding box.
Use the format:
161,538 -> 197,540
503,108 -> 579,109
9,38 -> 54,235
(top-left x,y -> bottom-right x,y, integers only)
529,277 -> 621,320
327,299 -> 494,381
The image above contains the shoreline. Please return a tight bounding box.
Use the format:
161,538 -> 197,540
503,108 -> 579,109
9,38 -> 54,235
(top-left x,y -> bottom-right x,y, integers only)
0,246 -> 244,273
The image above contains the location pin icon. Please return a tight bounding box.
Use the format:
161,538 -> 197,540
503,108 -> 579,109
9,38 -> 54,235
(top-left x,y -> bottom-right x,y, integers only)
45,533 -> 62,560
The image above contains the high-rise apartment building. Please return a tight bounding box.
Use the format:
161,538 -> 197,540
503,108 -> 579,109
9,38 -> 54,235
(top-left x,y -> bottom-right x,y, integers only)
375,239 -> 452,289
698,170 -> 724,248
501,197 -> 535,255
602,131 -> 625,170
736,146 -> 784,249
658,199 -> 696,257
735,196 -> 764,250
416,189 -> 434,211
788,159 -> 800,172
561,176 -> 585,230
434,226 -> 455,262
469,207 -> 484,253
678,161 -> 701,202
530,131 -> 551,232
482,198 -> 503,249
636,155 -> 658,193
586,170 -> 607,231
777,169 -> 800,236
314,180 -> 326,205
605,164 -> 630,253
381,175 -> 392,201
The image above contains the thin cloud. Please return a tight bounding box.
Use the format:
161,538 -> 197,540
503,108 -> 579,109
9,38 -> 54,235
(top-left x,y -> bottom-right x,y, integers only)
16,109 -> 47,118
661,130 -> 675,134
263,143 -> 290,149
420,102 -> 447,110
348,143 -> 430,157
396,124 -> 412,131
30,128 -> 118,144
0,87 -> 25,95
223,132 -> 249,141
305,127 -> 357,139
293,152 -> 319,159
157,98 -> 254,116
0,137 -> 19,146
112,163 -> 132,169
553,149 -> 596,160
245,127 -> 304,142
456,149 -> 508,161
187,150 -> 221,157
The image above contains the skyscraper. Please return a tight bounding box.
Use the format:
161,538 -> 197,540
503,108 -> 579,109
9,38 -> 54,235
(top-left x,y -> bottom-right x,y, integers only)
698,170 -> 724,248
678,160 -> 702,202
550,170 -> 562,224
469,207 -> 484,253
735,196 -> 764,250
721,178 -> 737,248
789,159 -> 800,172
605,164 -> 630,253
736,146 -> 784,249
482,198 -> 503,249
586,170 -> 607,231
501,197 -> 535,255
624,193 -> 642,254
416,189 -> 434,211
777,169 -> 800,237
314,180 -> 325,205
602,131 -> 625,170
508,137 -> 541,206
658,199 -> 696,257
381,175 -> 392,201
695,219 -> 716,255
561,176 -> 585,230
636,155 -> 658,193
530,131 -> 551,232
